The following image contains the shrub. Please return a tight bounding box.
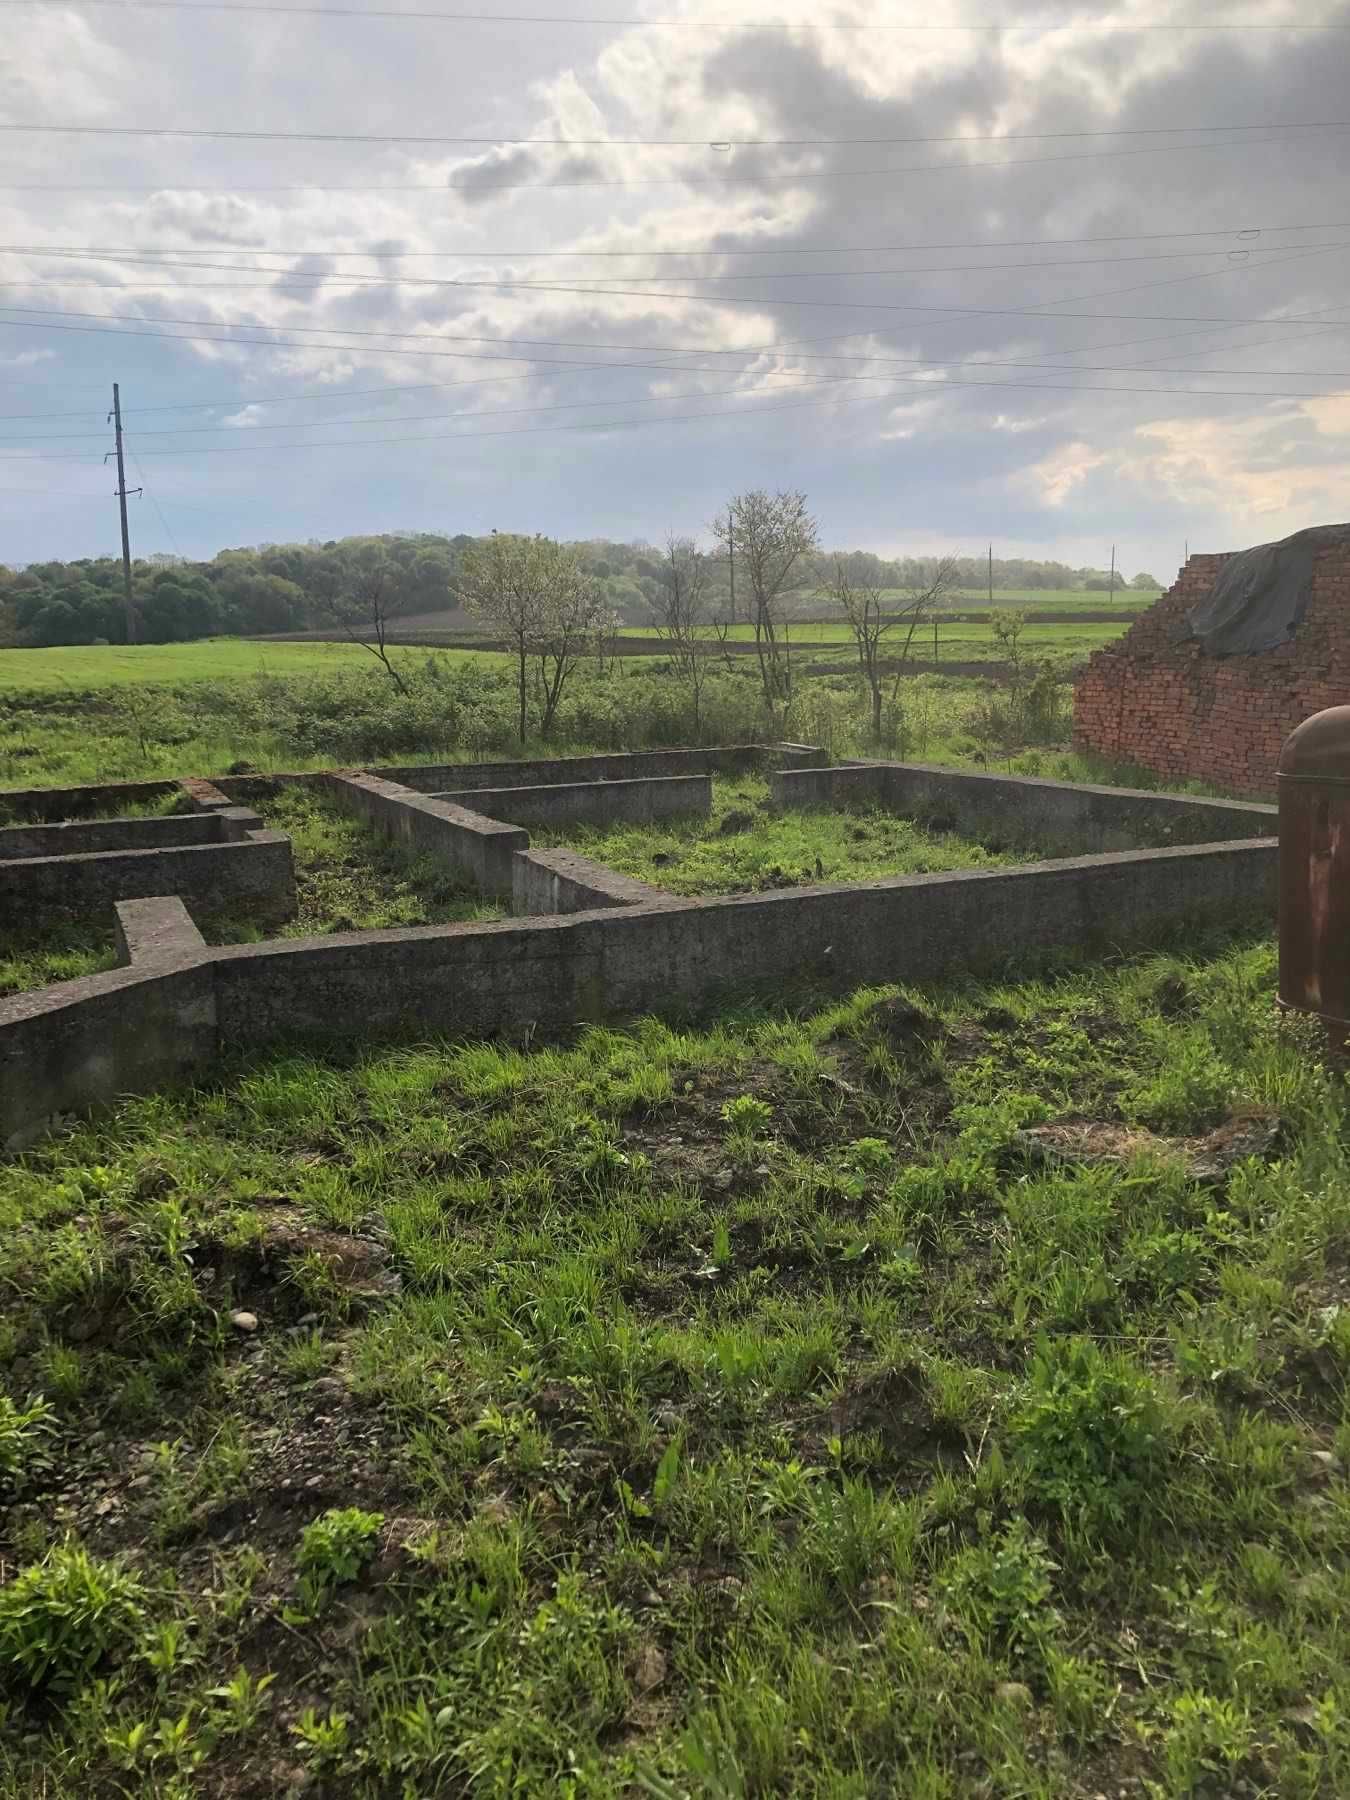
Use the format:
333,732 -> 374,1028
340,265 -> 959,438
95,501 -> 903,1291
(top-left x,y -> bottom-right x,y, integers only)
296,1507 -> 385,1608
720,1094 -> 773,1134
0,1545 -> 147,1695
1008,1337 -> 1170,1533
939,1518 -> 1061,1663
0,1393 -> 55,1496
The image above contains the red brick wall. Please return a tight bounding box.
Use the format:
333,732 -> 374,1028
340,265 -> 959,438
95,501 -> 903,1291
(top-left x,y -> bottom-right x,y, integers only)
1072,543 -> 1350,797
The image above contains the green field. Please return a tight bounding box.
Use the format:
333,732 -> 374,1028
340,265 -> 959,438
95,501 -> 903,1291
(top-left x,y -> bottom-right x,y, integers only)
3,932 -> 1348,1796
0,638 -> 495,695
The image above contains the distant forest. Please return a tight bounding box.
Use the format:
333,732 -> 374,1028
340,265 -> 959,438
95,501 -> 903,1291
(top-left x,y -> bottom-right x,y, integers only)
0,531 -> 1160,649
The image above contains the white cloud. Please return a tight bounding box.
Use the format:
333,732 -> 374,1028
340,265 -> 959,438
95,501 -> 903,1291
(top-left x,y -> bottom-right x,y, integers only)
1024,441 -> 1109,506
2,0 -> 1348,571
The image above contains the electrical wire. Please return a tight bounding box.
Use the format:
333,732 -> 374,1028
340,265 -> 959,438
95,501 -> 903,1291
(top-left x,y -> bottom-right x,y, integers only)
127,445 -> 186,557
1,362 -> 1333,465
10,341 -> 1350,434
6,218 -> 1344,258
10,360 -> 1350,445
0,133 -> 1336,194
3,0 -> 1347,29
9,245 -> 1346,290
3,118 -> 1345,147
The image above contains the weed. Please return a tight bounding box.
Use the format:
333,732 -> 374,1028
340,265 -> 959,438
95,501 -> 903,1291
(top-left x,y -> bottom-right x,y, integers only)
295,1506 -> 385,1611
1009,1337 -> 1172,1535
0,1393 -> 55,1494
0,1545 -> 148,1696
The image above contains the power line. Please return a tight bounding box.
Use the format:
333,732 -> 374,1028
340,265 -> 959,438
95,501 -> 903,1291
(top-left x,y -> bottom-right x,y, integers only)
3,297 -> 1346,379
8,252 -> 1342,308
0,364 -> 1329,466
11,362 -> 1350,446
11,245 -> 1346,288
14,336 -> 1350,429
10,342 -> 1350,436
0,133 -> 1336,194
3,0 -> 1346,29
5,285 -> 1348,341
5,219 -> 1344,259
365,269 -> 1350,321
128,444 -> 186,558
3,118 -> 1345,147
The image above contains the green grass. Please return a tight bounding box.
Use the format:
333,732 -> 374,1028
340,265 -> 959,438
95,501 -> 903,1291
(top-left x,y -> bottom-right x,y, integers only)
0,638 -> 496,695
0,788 -> 502,993
536,777 -> 1022,895
1,931 -> 1347,1795
212,785 -> 504,940
0,922 -> 118,996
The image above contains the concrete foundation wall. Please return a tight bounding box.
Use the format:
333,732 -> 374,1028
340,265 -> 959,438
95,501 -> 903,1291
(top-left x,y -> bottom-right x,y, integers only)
0,778 -> 180,823
512,847 -> 679,916
323,771 -> 527,898
435,774 -> 711,831
1,833 -> 1276,1148
772,762 -> 1276,854
210,838 -> 1276,1054
1,898 -> 215,1152
379,743 -> 823,793
0,813 -> 226,860
0,829 -> 296,930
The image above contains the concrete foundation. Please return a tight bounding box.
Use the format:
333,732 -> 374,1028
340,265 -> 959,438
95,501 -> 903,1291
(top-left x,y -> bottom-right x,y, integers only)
775,762 -> 1276,854
323,772 -> 528,898
436,774 -> 711,832
1,897 -> 215,1151
376,743 -> 822,794
0,747 -> 1282,1149
512,848 -> 679,916
0,808 -> 295,931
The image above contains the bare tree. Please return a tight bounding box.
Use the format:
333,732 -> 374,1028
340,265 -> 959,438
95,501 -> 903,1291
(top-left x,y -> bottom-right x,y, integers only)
533,550 -> 608,738
713,490 -> 817,709
460,532 -> 551,744
822,553 -> 959,742
460,533 -> 607,743
653,533 -> 715,732
318,557 -> 411,696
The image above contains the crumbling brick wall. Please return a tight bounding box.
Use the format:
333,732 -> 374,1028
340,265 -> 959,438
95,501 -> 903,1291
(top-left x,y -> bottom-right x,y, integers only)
1073,541 -> 1350,797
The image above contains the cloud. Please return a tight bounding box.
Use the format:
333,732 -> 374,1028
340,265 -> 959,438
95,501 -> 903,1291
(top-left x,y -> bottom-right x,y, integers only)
1025,441 -> 1111,506
1,0 -> 1348,571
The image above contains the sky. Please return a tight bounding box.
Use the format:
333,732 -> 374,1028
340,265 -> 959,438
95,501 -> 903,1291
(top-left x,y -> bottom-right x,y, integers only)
1,0 -> 1349,581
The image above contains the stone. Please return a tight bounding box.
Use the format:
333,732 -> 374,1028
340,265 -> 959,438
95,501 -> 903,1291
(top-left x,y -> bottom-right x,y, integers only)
995,1682 -> 1033,1710
229,1310 -> 259,1333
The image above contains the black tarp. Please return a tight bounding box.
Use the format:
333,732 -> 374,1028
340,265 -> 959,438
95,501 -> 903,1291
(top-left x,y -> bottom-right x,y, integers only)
1181,522 -> 1350,656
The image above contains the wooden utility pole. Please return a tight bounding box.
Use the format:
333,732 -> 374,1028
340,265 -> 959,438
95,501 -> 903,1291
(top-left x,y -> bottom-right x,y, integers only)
107,383 -> 141,644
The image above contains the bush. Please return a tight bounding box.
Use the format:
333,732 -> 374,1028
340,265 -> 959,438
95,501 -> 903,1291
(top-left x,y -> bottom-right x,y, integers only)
939,1518 -> 1061,1662
0,1393 -> 55,1496
0,1545 -> 147,1695
1008,1337 -> 1170,1533
296,1507 -> 385,1608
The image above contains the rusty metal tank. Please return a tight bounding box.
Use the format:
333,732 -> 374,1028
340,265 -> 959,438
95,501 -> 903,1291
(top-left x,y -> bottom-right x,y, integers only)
1278,706 -> 1350,1043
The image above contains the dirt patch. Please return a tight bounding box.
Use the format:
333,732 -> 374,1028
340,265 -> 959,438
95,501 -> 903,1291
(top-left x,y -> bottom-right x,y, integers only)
1015,1106 -> 1285,1182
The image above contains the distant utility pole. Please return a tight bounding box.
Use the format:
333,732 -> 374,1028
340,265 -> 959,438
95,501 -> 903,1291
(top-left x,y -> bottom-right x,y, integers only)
988,543 -> 993,608
1108,543 -> 1116,603
106,382 -> 141,644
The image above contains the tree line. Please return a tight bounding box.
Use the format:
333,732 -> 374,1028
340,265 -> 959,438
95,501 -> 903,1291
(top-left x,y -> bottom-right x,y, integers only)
0,527 -> 1159,650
